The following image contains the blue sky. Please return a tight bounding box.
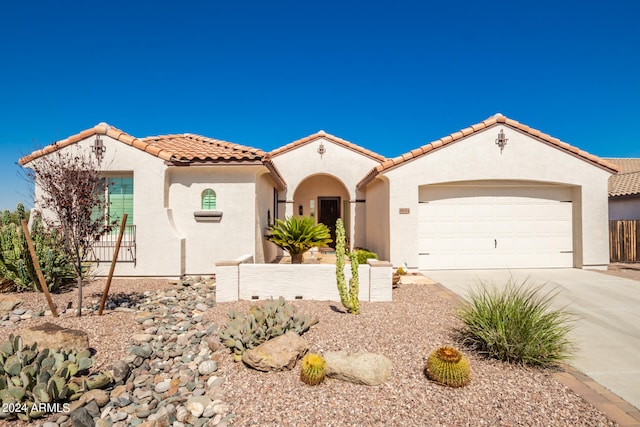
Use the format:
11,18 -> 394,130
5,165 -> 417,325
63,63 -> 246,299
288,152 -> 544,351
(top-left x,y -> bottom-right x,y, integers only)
1,0 -> 638,211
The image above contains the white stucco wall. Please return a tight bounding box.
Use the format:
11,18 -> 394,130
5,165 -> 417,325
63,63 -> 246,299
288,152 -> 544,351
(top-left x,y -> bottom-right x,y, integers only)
609,197 -> 640,220
256,172 -> 278,263
364,176 -> 390,260
32,135 -> 184,277
215,260 -> 393,302
381,125 -> 613,269
271,137 -> 380,248
167,165 -> 265,275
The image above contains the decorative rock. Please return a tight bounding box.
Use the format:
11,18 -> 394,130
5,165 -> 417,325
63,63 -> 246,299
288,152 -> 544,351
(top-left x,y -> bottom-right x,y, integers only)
155,379 -> 171,393
324,351 -> 392,386
82,389 -> 110,407
70,406 -> 95,427
195,303 -> 208,312
85,400 -> 101,418
130,343 -> 153,358
186,395 -> 212,417
95,419 -> 113,427
111,411 -> 128,422
198,360 -> 218,375
131,333 -> 153,343
111,360 -> 131,383
21,322 -> 90,351
242,330 -> 308,371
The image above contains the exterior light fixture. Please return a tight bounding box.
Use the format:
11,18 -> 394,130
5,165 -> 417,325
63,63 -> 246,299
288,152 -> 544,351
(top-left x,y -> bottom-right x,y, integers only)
317,141 -> 326,158
92,135 -> 106,164
495,129 -> 508,153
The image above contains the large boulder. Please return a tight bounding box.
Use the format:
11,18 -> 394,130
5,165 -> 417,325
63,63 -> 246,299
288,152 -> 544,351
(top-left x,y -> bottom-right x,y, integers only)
21,322 -> 90,352
0,295 -> 21,313
242,331 -> 308,371
324,351 -> 392,386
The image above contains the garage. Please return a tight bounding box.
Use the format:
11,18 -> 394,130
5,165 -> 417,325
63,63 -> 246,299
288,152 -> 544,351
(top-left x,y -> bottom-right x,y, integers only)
418,183 -> 574,269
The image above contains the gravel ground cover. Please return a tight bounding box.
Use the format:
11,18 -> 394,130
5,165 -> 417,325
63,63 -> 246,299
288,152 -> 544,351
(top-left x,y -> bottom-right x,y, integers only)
1,269 -> 634,426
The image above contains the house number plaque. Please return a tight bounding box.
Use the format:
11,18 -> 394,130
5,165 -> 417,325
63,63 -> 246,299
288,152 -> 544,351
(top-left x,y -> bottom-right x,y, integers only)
399,208 -> 410,214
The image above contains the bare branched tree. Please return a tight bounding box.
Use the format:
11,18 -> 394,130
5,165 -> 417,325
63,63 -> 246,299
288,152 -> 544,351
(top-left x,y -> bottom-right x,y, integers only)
24,147 -> 116,316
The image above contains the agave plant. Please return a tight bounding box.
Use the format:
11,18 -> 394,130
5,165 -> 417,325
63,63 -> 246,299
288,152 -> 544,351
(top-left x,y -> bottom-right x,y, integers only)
267,216 -> 332,263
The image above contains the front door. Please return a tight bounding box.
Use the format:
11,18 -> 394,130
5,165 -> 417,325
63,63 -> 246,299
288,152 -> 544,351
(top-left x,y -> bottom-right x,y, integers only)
318,197 -> 340,248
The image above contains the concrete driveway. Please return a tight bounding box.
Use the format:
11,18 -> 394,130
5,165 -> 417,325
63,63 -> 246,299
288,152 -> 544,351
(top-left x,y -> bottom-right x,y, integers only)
421,268 -> 640,411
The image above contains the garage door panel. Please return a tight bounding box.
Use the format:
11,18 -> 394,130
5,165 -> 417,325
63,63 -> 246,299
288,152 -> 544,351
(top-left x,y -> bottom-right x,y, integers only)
418,187 -> 573,269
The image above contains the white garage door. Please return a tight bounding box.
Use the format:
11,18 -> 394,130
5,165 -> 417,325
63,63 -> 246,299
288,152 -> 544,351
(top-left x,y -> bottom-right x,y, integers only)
418,187 -> 573,269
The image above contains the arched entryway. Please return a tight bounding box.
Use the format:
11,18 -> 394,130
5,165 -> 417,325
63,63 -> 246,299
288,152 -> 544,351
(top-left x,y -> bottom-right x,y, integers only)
293,174 -> 350,247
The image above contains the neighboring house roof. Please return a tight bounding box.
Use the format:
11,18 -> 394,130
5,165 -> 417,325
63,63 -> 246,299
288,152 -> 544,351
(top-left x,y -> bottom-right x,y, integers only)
268,130 -> 387,162
18,123 -> 286,189
357,114 -> 620,188
604,158 -> 640,197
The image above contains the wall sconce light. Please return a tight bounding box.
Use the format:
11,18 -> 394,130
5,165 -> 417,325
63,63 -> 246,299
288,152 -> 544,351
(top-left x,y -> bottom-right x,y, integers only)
317,141 -> 326,158
92,135 -> 106,164
298,205 -> 303,215
495,129 -> 508,154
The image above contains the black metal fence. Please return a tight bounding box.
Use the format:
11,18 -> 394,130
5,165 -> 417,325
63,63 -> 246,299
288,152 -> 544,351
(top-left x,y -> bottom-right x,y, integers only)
87,225 -> 136,265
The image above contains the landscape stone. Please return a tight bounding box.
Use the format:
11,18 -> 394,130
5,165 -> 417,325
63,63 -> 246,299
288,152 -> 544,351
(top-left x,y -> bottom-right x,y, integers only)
70,406 -> 95,427
324,351 -> 392,386
82,389 -> 110,407
21,322 -> 90,352
111,360 -> 131,383
198,360 -> 218,375
242,330 -> 308,371
186,395 -> 212,417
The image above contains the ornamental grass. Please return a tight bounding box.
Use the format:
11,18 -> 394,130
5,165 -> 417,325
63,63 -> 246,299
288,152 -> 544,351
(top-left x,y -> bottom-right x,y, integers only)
457,277 -> 576,367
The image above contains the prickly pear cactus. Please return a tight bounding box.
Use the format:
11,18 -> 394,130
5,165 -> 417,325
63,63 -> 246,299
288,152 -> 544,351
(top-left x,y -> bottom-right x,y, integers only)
425,346 -> 471,388
0,334 -> 109,422
218,297 -> 319,361
300,353 -> 326,386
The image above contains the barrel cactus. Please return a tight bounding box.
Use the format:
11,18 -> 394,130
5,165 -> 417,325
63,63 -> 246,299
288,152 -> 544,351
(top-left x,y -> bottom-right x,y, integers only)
300,353 -> 326,386
424,346 -> 471,388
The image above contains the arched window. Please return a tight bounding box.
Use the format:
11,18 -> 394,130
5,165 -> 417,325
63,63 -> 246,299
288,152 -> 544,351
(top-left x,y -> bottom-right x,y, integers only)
201,189 -> 217,210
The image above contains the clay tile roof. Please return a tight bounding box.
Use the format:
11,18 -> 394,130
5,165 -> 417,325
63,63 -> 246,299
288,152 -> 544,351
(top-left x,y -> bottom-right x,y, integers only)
604,158 -> 640,197
269,130 -> 386,162
140,134 -> 265,163
357,114 -> 619,189
19,124 -> 266,166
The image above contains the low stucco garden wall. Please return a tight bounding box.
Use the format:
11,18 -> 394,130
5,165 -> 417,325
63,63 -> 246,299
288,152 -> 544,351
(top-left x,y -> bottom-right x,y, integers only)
215,255 -> 392,302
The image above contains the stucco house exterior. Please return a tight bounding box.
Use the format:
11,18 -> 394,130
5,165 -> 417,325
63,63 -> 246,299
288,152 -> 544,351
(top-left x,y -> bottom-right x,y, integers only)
19,114 -> 618,277
605,158 -> 640,220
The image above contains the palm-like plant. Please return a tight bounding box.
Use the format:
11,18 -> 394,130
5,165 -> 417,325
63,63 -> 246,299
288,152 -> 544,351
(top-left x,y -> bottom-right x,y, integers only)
268,216 -> 332,264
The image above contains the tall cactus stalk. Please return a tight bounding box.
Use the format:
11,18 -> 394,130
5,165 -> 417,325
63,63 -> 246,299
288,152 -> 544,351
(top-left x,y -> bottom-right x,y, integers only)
335,218 -> 360,314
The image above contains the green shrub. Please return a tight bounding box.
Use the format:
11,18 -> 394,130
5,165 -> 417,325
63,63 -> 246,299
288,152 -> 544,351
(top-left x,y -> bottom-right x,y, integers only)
457,278 -> 576,367
352,248 -> 377,265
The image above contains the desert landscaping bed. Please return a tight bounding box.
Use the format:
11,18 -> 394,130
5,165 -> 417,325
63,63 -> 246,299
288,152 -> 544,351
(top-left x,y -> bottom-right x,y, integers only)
0,275 -> 624,426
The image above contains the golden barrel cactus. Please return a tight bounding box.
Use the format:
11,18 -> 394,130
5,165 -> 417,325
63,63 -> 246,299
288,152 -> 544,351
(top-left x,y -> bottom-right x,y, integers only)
425,346 -> 471,388
300,353 -> 326,386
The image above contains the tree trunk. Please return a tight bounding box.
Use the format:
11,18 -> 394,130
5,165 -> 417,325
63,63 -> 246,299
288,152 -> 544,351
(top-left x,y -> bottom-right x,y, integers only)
77,275 -> 83,317
291,253 -> 304,264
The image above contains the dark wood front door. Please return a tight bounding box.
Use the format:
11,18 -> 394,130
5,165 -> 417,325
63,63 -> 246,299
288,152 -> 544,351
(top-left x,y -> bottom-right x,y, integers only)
318,197 -> 340,248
